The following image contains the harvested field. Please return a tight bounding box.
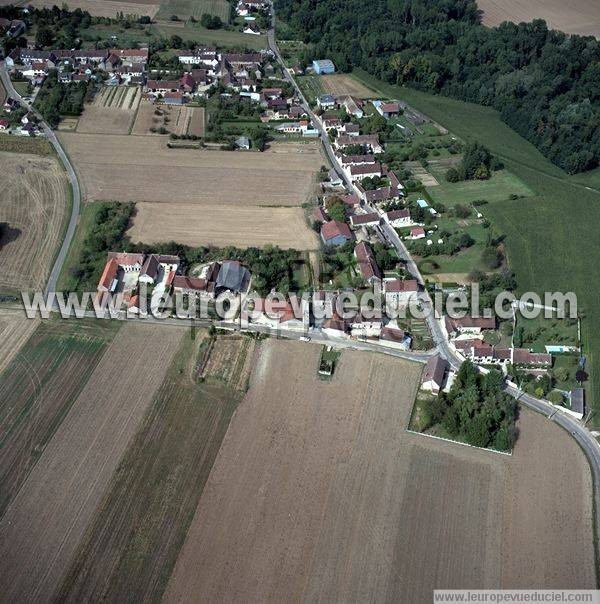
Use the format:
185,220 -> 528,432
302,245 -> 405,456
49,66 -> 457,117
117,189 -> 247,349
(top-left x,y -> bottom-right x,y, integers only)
320,73 -> 376,98
56,332 -> 252,603
0,322 -> 184,603
478,0 -> 600,38
59,133 -> 323,205
0,319 -> 119,517
28,0 -> 160,18
128,202 -> 319,250
0,309 -> 39,376
156,0 -> 230,21
0,152 -> 69,292
76,86 -> 140,135
187,106 -> 205,136
165,340 -> 595,601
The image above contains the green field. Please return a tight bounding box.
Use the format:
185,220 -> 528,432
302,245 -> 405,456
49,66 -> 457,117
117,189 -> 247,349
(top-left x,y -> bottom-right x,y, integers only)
515,312 -> 579,354
80,21 -> 267,51
156,0 -> 231,21
354,68 -> 600,417
0,319 -> 120,516
56,332 -> 248,602
427,169 -> 535,206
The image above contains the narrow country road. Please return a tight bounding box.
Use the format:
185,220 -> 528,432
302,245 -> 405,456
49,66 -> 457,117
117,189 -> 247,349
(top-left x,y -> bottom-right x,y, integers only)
267,4 -> 600,562
0,61 -> 81,296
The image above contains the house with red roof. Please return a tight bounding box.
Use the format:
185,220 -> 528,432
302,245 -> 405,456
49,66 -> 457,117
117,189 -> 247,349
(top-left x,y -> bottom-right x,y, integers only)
409,227 -> 426,240
320,220 -> 353,246
354,242 -> 381,284
384,279 -> 418,310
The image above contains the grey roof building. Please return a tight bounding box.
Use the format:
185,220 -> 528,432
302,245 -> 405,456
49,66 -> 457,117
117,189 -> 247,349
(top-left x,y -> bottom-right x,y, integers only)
216,261 -> 249,294
571,388 -> 585,416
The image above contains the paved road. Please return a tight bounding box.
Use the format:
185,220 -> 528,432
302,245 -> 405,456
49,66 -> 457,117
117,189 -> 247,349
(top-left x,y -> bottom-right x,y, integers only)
267,5 -> 600,557
0,62 -> 81,296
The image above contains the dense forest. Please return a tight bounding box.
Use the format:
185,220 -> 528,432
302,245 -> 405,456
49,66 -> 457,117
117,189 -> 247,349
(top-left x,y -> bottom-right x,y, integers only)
275,0 -> 600,174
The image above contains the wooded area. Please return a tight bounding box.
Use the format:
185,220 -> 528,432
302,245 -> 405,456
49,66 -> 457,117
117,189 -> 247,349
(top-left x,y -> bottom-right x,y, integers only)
276,0 -> 600,173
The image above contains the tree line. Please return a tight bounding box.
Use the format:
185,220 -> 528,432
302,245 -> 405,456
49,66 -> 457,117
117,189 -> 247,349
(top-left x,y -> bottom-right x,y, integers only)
275,0 -> 600,174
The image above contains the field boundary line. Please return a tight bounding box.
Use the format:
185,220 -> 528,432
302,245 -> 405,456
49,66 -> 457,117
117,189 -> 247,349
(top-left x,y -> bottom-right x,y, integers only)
405,428 -> 512,456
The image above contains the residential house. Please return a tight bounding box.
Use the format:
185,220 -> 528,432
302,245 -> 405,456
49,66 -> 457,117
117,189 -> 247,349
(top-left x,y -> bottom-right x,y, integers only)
244,22 -> 261,35
317,94 -> 336,109
345,162 -> 382,182
164,92 -> 186,105
375,101 -> 400,118
350,213 -> 379,229
386,209 -> 412,227
335,134 -> 383,153
354,242 -> 381,284
421,355 -> 447,395
409,227 -> 426,240
341,95 -> 364,118
379,326 -> 412,350
445,316 -> 496,338
321,220 -> 353,246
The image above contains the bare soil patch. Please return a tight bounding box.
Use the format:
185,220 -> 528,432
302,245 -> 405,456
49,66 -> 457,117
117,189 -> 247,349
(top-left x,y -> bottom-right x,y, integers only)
478,0 -> 600,37
321,74 -> 375,99
0,322 -> 184,603
0,152 -> 69,292
59,133 -> 323,205
76,87 -> 140,135
132,104 -> 203,137
187,106 -> 205,136
405,161 -> 440,186
28,0 -> 160,18
0,309 -> 39,375
165,340 -> 595,600
128,202 -> 319,250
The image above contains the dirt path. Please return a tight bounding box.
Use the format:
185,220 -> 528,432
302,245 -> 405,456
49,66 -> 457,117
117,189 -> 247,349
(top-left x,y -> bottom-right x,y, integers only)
0,322 -> 184,603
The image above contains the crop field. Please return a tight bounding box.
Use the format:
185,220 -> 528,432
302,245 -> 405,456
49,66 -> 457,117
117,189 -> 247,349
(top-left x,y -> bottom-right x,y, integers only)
478,0 -> 600,38
59,133 -> 323,205
76,86 -> 141,135
131,102 -> 205,136
353,68 -> 600,415
164,340 -> 595,600
0,322 -> 184,603
0,310 -> 39,376
320,73 -> 376,99
28,0 -> 160,18
0,152 -> 69,293
128,202 -> 318,250
0,133 -> 53,155
0,319 -> 120,517
56,332 -> 252,603
156,0 -> 230,21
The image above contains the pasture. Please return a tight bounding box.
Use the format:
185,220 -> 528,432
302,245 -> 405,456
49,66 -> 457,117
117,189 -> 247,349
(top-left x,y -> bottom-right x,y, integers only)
59,133 -> 323,206
0,152 -> 69,293
128,202 -> 318,250
164,340 -> 595,600
353,68 -> 600,415
27,0 -> 160,18
0,319 -> 120,517
478,0 -> 600,38
0,322 -> 184,603
76,86 -> 141,135
56,332 -> 252,603
320,73 -> 375,99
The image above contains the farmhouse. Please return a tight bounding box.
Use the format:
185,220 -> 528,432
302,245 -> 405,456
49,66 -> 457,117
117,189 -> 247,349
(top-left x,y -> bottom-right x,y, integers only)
354,242 -> 381,284
350,213 -> 379,228
321,220 -> 353,246
171,275 -> 211,296
384,279 -> 418,309
375,101 -> 400,118
446,316 -> 497,337
421,355 -> 447,395
97,259 -> 120,293
313,59 -> 335,74
139,254 -> 180,285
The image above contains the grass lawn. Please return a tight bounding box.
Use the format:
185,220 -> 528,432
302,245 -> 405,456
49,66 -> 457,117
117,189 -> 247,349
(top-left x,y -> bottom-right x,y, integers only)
297,74 -> 324,105
353,68 -> 600,418
11,80 -> 29,96
515,312 -> 579,353
426,168 -> 534,206
156,0 -> 231,21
